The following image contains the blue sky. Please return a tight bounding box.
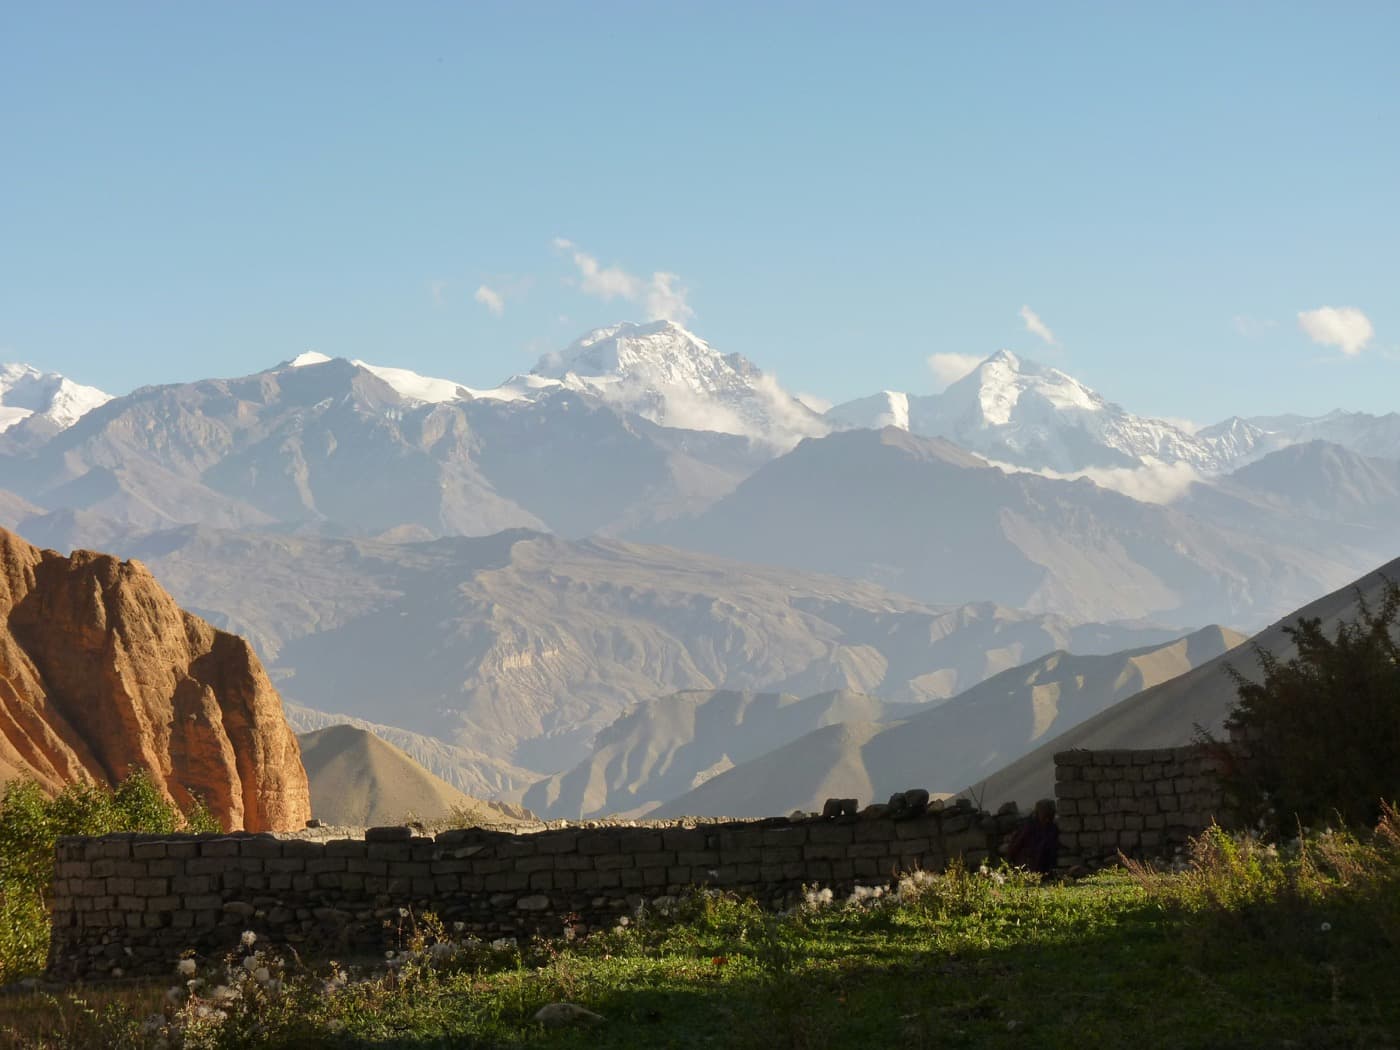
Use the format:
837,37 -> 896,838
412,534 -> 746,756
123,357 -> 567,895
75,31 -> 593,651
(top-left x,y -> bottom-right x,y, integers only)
2,2 -> 1397,424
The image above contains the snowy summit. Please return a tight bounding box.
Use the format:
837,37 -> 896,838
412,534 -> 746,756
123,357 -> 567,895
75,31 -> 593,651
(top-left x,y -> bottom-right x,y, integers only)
0,363 -> 112,433
527,320 -> 828,448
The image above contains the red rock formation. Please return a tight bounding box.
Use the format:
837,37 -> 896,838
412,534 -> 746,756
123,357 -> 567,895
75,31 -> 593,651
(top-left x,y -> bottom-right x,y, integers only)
0,527 -> 309,832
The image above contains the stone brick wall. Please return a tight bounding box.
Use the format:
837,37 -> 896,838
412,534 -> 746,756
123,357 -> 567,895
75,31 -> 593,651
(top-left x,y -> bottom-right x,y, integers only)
47,800 -> 1022,980
1054,745 -> 1231,866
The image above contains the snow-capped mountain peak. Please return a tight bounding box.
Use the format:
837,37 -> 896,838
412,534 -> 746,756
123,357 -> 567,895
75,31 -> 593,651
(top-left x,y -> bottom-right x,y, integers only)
830,351 -> 1235,475
527,320 -> 827,447
0,363 -> 112,433
945,350 -> 1106,427
278,351 -> 535,405
534,320 -> 744,389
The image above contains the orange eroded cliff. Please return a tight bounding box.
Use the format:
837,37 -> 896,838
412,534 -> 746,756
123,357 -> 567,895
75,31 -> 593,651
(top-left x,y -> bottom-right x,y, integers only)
0,527 -> 309,832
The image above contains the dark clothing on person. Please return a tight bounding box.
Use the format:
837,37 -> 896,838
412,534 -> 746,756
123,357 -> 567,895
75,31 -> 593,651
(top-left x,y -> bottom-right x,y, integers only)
1006,817 -> 1059,875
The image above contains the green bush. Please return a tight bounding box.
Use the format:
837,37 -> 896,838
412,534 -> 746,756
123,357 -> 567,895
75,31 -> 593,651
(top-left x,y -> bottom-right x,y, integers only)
0,773 -> 219,983
1223,577 -> 1400,832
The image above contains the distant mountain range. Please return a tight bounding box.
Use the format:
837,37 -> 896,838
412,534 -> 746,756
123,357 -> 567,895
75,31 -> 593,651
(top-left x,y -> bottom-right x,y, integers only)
0,320 -> 1396,816
979,554 -> 1400,808
6,319 -> 1399,489
647,625 -> 1243,819
827,350 -> 1400,474
643,427 -> 1375,626
0,521 -> 1181,781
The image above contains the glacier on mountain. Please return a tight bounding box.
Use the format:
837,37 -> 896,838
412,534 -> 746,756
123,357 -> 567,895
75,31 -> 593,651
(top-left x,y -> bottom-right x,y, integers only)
826,349 -> 1400,481
276,321 -> 826,448
0,363 -> 112,433
525,320 -> 829,448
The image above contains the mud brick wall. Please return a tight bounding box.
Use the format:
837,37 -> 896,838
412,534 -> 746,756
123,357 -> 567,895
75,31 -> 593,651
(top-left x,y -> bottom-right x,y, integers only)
1054,745 -> 1231,866
47,800 -> 1022,980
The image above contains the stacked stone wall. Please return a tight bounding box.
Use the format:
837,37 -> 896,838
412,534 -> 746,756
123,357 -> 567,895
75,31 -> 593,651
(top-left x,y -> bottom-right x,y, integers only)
1054,745 -> 1231,866
48,801 -> 1021,980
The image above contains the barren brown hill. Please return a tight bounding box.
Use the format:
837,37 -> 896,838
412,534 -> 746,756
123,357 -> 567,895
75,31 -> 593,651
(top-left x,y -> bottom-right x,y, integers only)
0,526 -> 309,831
298,725 -> 530,828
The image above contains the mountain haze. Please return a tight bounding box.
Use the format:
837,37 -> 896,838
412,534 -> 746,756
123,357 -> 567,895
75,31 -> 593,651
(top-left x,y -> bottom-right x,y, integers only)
5,522 -> 1182,780
651,625 -> 1242,818
977,554 -> 1400,808
647,427 -> 1369,626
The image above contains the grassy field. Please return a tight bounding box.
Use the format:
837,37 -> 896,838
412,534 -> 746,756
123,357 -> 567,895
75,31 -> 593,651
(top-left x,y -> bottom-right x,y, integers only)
2,820 -> 1398,1050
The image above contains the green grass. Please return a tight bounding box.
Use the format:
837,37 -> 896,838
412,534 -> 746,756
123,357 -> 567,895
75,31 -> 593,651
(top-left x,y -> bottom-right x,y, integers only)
4,825 -> 1399,1050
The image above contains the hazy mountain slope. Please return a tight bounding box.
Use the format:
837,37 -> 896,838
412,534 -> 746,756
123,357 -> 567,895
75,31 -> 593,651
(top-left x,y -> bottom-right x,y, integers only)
523,689 -> 918,820
0,359 -> 545,536
1215,441 -> 1400,527
29,522 -> 1177,778
1178,442 -> 1400,560
654,720 -> 889,821
297,725 -> 527,827
976,555 -> 1400,808
646,427 -> 1367,627
1243,410 -> 1400,462
652,626 -> 1241,818
284,702 -> 534,800
452,388 -> 767,537
0,352 -> 774,540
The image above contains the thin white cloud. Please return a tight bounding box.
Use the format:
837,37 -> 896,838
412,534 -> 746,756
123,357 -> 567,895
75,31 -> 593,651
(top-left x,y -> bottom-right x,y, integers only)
1156,416 -> 1201,436
554,238 -> 694,323
1232,315 -> 1276,338
1298,306 -> 1374,357
429,279 -> 448,306
1020,305 -> 1058,347
985,455 -> 1202,504
474,284 -> 506,317
926,352 -> 984,390
643,272 -> 694,324
795,391 -> 833,413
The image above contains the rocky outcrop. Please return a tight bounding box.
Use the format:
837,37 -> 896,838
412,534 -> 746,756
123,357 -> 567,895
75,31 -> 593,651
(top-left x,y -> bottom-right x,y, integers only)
0,527 -> 309,831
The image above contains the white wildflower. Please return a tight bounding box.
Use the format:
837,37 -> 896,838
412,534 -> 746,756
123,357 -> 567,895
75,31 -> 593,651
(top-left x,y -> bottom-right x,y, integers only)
240,930 -> 257,948
175,958 -> 197,977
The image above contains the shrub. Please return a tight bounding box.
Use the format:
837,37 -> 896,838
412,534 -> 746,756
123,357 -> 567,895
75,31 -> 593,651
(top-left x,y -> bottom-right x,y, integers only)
0,773 -> 219,983
1222,577 -> 1400,832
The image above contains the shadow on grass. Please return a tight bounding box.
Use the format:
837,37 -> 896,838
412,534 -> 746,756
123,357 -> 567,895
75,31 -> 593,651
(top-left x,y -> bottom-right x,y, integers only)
303,896 -> 1400,1050
6,893 -> 1397,1050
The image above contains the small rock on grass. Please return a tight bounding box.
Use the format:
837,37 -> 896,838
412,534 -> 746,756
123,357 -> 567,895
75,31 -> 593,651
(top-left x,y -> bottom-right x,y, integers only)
534,1003 -> 605,1028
